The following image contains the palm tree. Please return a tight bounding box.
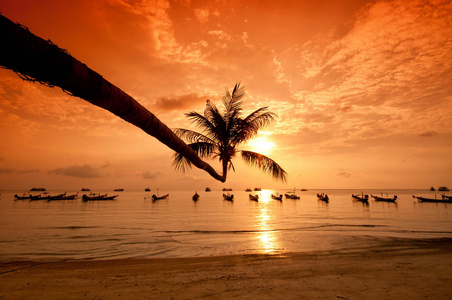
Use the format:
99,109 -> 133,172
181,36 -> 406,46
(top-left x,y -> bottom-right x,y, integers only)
172,83 -> 287,182
0,14 -> 225,182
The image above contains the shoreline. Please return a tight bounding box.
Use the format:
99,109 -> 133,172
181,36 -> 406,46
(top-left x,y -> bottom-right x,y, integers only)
1,238 -> 451,299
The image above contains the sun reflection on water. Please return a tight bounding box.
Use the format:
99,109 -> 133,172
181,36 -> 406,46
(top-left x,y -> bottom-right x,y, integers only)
255,195 -> 281,254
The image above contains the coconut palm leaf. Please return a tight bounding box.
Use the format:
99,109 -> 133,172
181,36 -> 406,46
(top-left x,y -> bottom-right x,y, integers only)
240,150 -> 287,182
172,142 -> 217,172
173,128 -> 215,144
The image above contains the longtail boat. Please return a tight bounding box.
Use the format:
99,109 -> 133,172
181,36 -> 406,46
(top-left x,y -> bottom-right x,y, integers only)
412,195 -> 452,203
82,193 -> 118,201
352,194 -> 369,202
371,194 -> 397,202
317,193 -> 329,202
249,194 -> 259,201
223,193 -> 234,201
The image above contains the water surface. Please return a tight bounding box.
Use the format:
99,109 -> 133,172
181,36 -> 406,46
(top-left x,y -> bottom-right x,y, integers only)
1,189 -> 451,261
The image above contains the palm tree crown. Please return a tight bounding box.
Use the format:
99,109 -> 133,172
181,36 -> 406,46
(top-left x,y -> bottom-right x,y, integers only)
172,83 -> 287,182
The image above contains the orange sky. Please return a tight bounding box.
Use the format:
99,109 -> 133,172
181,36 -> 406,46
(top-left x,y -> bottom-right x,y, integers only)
0,0 -> 451,190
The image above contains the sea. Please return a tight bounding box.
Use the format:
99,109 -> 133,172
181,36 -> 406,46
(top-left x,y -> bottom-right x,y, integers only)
1,188 -> 451,262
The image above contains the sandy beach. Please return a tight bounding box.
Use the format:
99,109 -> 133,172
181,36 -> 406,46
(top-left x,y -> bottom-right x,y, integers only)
1,238 -> 451,299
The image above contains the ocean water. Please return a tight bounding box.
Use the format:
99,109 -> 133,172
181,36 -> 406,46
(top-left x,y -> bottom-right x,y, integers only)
0,188 -> 451,261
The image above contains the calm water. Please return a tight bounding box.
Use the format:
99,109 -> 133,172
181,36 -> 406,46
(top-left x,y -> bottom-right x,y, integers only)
1,189 -> 451,261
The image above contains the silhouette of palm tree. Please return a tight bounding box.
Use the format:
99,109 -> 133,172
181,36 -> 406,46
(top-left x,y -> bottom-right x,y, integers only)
0,14 -> 225,182
173,83 -> 287,182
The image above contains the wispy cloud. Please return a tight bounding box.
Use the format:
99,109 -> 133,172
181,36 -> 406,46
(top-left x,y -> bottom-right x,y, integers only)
49,164 -> 108,178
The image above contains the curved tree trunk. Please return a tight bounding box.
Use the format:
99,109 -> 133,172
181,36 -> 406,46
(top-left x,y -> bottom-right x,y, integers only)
0,14 -> 226,182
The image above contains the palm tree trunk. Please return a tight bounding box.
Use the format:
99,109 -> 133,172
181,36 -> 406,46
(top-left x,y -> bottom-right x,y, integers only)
0,14 -> 225,182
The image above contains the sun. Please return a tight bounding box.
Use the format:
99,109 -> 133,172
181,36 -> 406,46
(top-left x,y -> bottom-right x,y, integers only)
247,136 -> 275,155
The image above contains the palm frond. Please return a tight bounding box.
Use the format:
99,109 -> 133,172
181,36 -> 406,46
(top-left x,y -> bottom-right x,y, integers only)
173,128 -> 215,144
240,150 -> 287,182
185,111 -> 221,141
222,83 -> 245,126
230,108 -> 277,145
172,142 -> 217,173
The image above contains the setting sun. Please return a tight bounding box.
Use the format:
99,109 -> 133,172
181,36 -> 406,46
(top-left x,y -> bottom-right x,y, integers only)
247,136 -> 275,155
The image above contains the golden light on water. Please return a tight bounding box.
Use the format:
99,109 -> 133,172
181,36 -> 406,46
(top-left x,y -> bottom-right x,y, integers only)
255,191 -> 281,254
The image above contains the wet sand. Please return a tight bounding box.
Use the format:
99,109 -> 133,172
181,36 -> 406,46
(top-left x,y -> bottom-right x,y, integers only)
1,238 -> 451,299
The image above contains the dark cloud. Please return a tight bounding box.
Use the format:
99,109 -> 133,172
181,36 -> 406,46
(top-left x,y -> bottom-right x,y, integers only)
0,168 -> 14,174
18,169 -> 39,174
419,131 -> 438,137
49,164 -> 105,178
154,93 -> 208,111
142,171 -> 161,179
337,170 -> 351,178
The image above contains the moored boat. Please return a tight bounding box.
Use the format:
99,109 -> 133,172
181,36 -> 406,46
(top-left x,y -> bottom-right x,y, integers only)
249,194 -> 259,201
223,193 -> 234,201
412,195 -> 452,203
442,194 -> 452,201
371,194 -> 397,202
205,187 -> 211,192
47,192 -> 79,201
317,193 -> 329,202
14,194 -> 32,200
192,192 -> 200,201
438,186 -> 450,192
352,194 -> 369,202
152,194 -> 169,201
114,188 -> 124,192
82,193 -> 118,201
254,187 -> 261,191
222,188 -> 232,191
245,188 -> 252,192
145,187 -> 151,192
271,194 -> 283,201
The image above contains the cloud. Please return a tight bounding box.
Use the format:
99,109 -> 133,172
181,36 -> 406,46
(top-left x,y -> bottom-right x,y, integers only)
0,168 -> 14,174
419,131 -> 438,137
142,171 -> 161,179
49,164 -> 106,178
337,170 -> 351,178
154,93 -> 209,111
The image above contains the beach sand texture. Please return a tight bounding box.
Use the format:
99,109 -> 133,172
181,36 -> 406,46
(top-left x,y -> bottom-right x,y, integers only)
1,238 -> 451,299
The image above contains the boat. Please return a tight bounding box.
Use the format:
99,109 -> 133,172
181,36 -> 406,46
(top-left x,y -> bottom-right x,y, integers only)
29,194 -> 50,201
14,194 -> 32,200
245,188 -> 252,192
271,194 -> 283,201
412,195 -> 452,203
152,194 -> 169,201
317,193 -> 329,202
222,188 -> 232,191
145,188 -> 151,192
223,193 -> 234,201
30,187 -> 46,191
254,187 -> 261,191
47,192 -> 79,201
352,194 -> 369,202
81,188 -> 91,191
371,194 -> 397,202
430,187 -> 435,191
114,188 -> 124,192
284,188 -> 300,199
249,194 -> 259,201
82,193 -> 118,201
300,188 -> 308,191
438,186 -> 450,192
205,187 -> 211,192
192,192 -> 200,201
442,194 -> 452,201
